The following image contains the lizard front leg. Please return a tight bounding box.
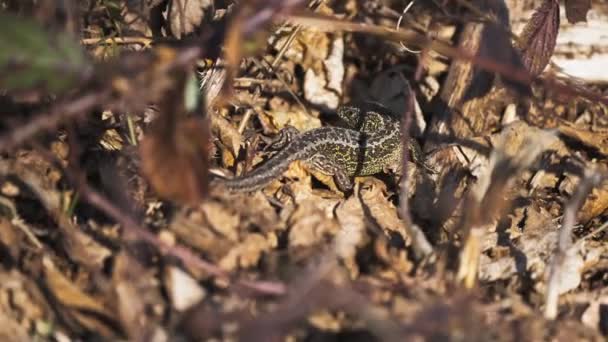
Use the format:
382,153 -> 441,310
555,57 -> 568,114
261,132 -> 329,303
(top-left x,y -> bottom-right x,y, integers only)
304,154 -> 354,193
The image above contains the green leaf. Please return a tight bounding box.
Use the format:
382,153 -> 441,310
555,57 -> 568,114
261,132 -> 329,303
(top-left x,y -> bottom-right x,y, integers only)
0,12 -> 89,93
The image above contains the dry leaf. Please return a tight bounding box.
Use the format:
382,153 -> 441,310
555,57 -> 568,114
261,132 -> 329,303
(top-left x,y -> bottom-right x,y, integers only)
165,266 -> 206,311
141,117 -> 210,204
557,121 -> 608,156
478,206 -> 558,282
59,223 -> 112,271
200,201 -> 240,241
359,180 -> 410,244
169,0 -> 213,38
517,0 -> 560,76
210,112 -> 242,158
0,271 -> 46,340
218,233 -> 275,271
303,36 -> 344,110
261,108 -> 322,132
581,294 -> 608,331
288,201 -> 340,248
113,252 -> 166,341
578,182 -> 608,224
43,257 -> 118,338
335,195 -> 368,278
0,270 -> 51,339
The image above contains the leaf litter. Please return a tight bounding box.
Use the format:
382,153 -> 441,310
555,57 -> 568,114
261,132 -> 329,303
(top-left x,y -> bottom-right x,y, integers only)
0,0 -> 608,341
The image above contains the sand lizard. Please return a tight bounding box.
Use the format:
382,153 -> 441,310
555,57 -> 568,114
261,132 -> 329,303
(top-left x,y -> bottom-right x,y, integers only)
216,101 -> 424,193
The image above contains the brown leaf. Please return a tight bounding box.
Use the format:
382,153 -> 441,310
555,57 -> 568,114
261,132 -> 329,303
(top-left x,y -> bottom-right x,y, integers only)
43,257 -> 118,338
112,252 -> 167,341
141,117 -> 210,204
517,0 -> 560,76
218,233 -> 274,271
565,0 -> 591,24
140,71 -> 210,205
169,0 -> 213,38
578,181 -> 608,224
557,121 -> 608,156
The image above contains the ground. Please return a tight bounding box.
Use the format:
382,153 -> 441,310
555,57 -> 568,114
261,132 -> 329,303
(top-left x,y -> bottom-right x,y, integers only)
0,0 -> 607,341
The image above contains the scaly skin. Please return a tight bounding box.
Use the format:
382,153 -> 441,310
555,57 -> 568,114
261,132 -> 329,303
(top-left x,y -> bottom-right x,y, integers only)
217,102 -> 420,192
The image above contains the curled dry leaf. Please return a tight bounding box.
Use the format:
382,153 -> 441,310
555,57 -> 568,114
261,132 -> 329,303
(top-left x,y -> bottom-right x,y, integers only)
303,36 -> 344,110
335,194 -> 369,278
59,222 -> 112,271
577,180 -> 608,224
260,107 -> 322,132
0,270 -> 51,340
232,191 -> 284,232
287,197 -> 340,249
112,252 -> 166,341
200,201 -> 240,242
283,166 -> 343,251
557,121 -> 608,156
169,211 -> 234,261
210,112 -> 242,159
42,257 -> 118,338
218,233 -> 275,271
517,0 -> 560,76
474,121 -> 559,204
169,0 -> 213,38
359,180 -> 411,245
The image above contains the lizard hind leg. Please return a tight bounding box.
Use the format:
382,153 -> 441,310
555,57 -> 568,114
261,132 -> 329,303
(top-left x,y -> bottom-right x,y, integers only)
264,125 -> 300,152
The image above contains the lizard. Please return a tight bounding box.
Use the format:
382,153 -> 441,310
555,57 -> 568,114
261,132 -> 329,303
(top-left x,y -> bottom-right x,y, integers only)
214,101 -> 425,193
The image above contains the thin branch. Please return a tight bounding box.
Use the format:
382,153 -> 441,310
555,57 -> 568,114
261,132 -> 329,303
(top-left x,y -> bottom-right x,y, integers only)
400,81 -> 433,259
0,91 -> 110,152
286,13 -> 608,105
544,168 -> 605,319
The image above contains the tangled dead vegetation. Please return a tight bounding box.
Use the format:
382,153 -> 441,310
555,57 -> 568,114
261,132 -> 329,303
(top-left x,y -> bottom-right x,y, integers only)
1,0 -> 608,340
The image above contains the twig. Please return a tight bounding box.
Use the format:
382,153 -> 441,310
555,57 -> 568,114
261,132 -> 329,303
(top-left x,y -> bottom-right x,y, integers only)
0,196 -> 43,249
27,143 -> 286,297
396,0 -> 421,53
77,180 -> 286,296
0,92 -> 110,152
400,81 -> 433,259
81,36 -> 153,46
544,168 -> 605,319
286,13 -> 608,105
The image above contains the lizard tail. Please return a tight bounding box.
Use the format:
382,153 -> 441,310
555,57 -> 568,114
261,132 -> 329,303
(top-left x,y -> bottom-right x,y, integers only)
213,150 -> 295,192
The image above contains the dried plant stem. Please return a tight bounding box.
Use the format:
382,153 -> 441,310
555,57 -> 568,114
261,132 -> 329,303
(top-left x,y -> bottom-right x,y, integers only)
78,181 -> 287,296
400,81 -> 433,259
0,92 -> 109,152
286,13 -> 608,105
81,36 -> 153,46
544,168 -> 604,319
